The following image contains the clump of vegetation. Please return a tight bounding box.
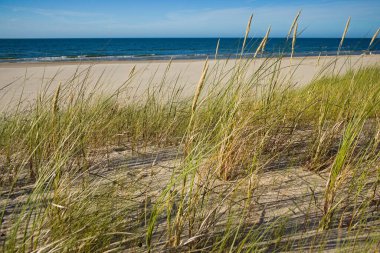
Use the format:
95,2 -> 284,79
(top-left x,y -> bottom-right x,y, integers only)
1,13 -> 380,252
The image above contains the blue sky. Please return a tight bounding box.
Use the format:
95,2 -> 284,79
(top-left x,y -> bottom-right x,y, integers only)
0,0 -> 379,38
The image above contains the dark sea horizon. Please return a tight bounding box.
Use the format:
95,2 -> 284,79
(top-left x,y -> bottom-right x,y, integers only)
0,38 -> 379,63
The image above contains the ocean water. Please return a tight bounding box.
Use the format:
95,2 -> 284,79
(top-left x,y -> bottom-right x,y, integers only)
0,38 -> 379,63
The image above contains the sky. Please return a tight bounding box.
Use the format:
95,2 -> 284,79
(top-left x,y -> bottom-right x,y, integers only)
0,0 -> 379,38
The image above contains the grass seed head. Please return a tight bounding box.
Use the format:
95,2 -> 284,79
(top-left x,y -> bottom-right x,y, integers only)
287,10 -> 301,40
369,27 -> 380,50
338,17 -> 351,55
241,14 -> 253,56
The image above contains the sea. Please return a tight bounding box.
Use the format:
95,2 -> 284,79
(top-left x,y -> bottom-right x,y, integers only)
0,38 -> 379,63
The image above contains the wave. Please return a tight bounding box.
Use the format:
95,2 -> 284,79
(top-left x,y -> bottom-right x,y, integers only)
0,53 -> 210,63
0,50 -> 379,63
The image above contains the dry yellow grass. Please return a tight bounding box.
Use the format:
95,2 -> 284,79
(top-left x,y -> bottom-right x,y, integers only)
254,26 -> 271,58
241,14 -> 253,56
338,16 -> 351,54
291,22 -> 298,59
369,27 -> 380,49
215,38 -> 220,59
287,10 -> 301,40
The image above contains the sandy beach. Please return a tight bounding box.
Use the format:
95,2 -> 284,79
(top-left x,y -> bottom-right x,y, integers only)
1,54 -> 380,110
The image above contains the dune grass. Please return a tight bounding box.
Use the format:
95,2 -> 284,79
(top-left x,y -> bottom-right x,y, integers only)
1,15 -> 380,253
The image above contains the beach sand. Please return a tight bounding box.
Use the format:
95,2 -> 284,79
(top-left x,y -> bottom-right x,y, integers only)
1,54 -> 380,110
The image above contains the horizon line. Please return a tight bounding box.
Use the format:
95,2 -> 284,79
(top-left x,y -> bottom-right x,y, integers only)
0,37 -> 377,40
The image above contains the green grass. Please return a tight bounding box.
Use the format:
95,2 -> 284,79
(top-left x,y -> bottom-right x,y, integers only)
1,17 -> 380,252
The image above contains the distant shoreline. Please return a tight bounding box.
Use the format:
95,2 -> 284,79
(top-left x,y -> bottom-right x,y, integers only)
0,52 -> 379,67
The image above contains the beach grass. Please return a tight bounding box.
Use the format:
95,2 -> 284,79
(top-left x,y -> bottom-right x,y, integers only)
1,16 -> 380,253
